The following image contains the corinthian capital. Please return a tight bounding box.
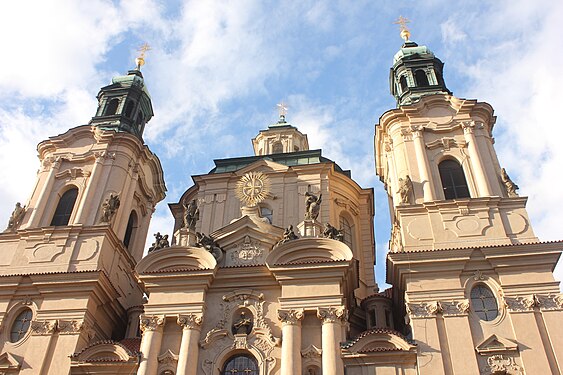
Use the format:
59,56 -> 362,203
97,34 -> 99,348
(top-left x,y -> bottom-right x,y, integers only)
177,314 -> 203,330
317,306 -> 347,324
461,121 -> 475,134
277,309 -> 304,325
140,315 -> 165,332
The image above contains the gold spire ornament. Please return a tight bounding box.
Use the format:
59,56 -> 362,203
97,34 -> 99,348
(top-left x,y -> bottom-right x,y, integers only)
135,43 -> 152,70
236,172 -> 271,207
277,101 -> 288,122
394,16 -> 411,41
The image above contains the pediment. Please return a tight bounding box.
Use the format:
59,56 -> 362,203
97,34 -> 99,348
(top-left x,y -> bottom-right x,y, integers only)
266,237 -> 353,266
71,340 -> 137,362
476,334 -> 518,354
234,159 -> 290,175
212,215 -> 284,267
341,328 -> 417,354
136,246 -> 217,274
0,352 -> 21,370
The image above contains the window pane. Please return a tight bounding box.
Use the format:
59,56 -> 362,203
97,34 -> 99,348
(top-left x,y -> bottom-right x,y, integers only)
222,354 -> 258,375
10,308 -> 33,342
50,188 -> 79,226
439,160 -> 470,199
470,285 -> 498,321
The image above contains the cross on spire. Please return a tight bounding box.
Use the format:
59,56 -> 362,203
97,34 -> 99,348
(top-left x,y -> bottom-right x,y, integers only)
135,42 -> 152,70
277,101 -> 288,123
394,16 -> 411,41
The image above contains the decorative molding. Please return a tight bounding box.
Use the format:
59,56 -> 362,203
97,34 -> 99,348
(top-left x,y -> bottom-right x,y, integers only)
407,300 -> 468,318
157,349 -> 179,365
505,294 -> 563,312
58,319 -> 89,335
140,315 -> 165,332
277,309 -> 304,325
30,320 -> 57,335
55,168 -> 91,180
483,355 -> 523,375
177,314 -> 203,330
461,120 -> 475,134
473,270 -> 486,281
441,300 -> 470,316
230,236 -> 264,266
425,137 -> 466,151
317,306 -> 347,324
537,294 -> 563,310
476,334 -> 518,355
301,344 -> 322,358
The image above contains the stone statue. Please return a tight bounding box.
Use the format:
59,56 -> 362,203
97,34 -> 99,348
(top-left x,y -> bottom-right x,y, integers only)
501,168 -> 519,197
304,191 -> 322,220
182,199 -> 199,230
148,232 -> 170,253
232,311 -> 252,335
195,232 -> 222,260
100,193 -> 120,223
322,223 -> 344,242
5,202 -> 25,232
397,175 -> 413,204
276,225 -> 299,247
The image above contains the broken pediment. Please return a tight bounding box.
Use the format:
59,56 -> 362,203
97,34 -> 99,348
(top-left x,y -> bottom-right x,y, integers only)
341,328 -> 417,354
136,246 -> 217,274
266,237 -> 353,266
476,334 -> 518,355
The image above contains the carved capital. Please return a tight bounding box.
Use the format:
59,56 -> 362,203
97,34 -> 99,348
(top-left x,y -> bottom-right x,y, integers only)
277,309 -> 304,325
31,319 -> 57,335
410,125 -> 424,138
177,314 -> 203,330
317,306 -> 347,324
461,121 -> 475,134
140,315 -> 165,332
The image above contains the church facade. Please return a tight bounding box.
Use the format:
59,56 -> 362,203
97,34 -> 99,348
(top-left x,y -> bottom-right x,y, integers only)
0,31 -> 562,375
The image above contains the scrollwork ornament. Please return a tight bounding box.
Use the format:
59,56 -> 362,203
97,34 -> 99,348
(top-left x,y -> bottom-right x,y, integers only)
58,319 -> 87,335
537,294 -> 563,310
461,120 -> 475,134
177,314 -> 203,330
277,309 -> 304,325
486,355 -> 522,374
441,300 -> 470,316
140,315 -> 165,332
317,306 -> 347,324
31,320 -> 57,335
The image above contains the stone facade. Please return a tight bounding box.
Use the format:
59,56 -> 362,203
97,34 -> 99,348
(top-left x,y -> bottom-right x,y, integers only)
0,36 -> 561,375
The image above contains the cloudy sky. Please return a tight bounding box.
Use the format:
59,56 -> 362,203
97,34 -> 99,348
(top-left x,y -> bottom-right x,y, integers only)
1,0 -> 562,288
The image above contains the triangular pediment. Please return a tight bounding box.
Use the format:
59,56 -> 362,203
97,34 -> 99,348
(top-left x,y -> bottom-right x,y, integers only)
212,215 -> 284,267
235,159 -> 291,175
0,352 -> 21,370
476,334 -> 518,354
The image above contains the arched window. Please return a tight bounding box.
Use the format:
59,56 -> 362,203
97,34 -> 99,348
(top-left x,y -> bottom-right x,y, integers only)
10,308 -> 32,342
339,216 -> 353,249
470,284 -> 499,321
260,206 -> 273,224
123,211 -> 138,249
50,188 -> 78,226
399,75 -> 408,92
438,159 -> 470,199
124,101 -> 135,118
104,98 -> 119,116
414,69 -> 429,87
222,354 -> 258,375
272,142 -> 283,154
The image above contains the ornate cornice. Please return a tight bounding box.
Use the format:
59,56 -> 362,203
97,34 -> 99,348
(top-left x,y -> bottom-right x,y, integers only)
406,300 -> 470,318
177,314 -> 203,330
31,320 -> 58,335
277,309 -> 304,325
140,315 -> 165,332
317,306 -> 347,324
505,293 -> 563,312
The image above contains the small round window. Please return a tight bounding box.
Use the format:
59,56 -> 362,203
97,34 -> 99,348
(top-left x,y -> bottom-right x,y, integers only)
470,285 -> 498,321
10,308 -> 33,342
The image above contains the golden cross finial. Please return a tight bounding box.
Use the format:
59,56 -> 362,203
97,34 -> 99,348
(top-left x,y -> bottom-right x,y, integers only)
135,43 -> 152,70
394,16 -> 411,41
277,101 -> 288,122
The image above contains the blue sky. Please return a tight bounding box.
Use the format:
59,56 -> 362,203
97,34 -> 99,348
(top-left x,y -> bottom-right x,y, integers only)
1,0 -> 562,288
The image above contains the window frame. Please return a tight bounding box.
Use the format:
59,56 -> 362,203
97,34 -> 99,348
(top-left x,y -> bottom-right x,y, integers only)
50,186 -> 79,226
438,159 -> 470,200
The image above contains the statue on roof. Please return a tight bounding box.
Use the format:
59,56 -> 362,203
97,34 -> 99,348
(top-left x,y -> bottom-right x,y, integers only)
196,232 -> 223,260
322,223 -> 344,242
501,168 -> 519,197
5,202 -> 26,232
148,232 -> 170,253
183,199 -> 200,231
276,225 -> 299,247
304,191 -> 322,220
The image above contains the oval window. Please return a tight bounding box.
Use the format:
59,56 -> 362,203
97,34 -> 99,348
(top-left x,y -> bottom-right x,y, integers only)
10,308 -> 33,342
470,285 -> 498,321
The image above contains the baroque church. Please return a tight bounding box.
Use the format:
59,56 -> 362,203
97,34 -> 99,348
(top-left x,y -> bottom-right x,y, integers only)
0,25 -> 562,375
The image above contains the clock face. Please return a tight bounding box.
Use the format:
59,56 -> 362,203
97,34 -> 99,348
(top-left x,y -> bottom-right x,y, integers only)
236,171 -> 271,207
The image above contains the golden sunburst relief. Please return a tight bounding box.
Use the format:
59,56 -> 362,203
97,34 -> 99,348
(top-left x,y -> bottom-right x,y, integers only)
235,171 -> 271,207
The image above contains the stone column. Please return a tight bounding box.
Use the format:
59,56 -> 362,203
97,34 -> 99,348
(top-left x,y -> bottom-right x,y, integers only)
138,315 -> 165,375
28,156 -> 61,227
411,126 -> 436,202
461,121 -> 492,197
317,306 -> 346,375
278,309 -> 304,375
176,314 -> 203,375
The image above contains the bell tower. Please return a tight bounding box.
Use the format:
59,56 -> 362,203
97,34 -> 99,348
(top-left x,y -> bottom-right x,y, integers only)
0,50 -> 166,374
376,23 -> 563,375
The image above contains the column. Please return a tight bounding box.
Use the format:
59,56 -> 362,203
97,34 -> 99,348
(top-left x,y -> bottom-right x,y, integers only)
176,314 -> 203,375
28,156 -> 61,227
317,306 -> 346,375
74,151 -> 105,224
461,121 -> 492,197
138,315 -> 165,375
411,126 -> 436,202
278,309 -> 304,375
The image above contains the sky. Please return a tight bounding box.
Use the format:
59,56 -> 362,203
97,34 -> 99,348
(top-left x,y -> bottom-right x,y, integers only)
1,0 -> 562,289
